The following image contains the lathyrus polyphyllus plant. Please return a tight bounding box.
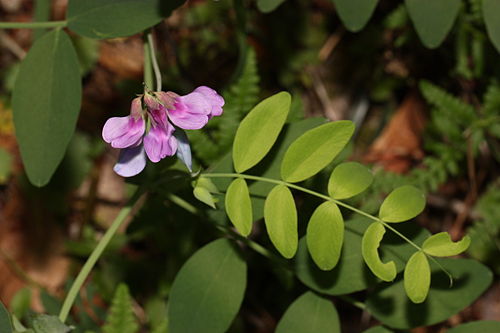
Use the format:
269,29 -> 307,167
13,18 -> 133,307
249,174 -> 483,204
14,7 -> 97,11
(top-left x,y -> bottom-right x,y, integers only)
102,86 -> 224,176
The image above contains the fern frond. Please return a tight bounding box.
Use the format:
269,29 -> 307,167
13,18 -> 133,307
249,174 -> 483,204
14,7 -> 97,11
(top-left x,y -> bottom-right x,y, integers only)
483,81 -> 500,116
102,284 -> 139,333
419,80 -> 476,124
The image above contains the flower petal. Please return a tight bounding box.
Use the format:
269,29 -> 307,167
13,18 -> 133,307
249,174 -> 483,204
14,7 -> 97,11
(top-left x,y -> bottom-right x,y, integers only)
102,116 -> 145,149
173,129 -> 192,172
144,122 -> 178,163
113,145 -> 147,177
194,86 -> 225,117
168,93 -> 211,129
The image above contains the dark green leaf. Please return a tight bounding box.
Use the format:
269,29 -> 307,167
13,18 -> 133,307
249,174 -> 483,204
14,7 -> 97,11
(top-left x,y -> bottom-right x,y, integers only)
362,223 -> 397,282
328,162 -> 373,199
362,326 -> 393,333
483,0 -> 500,54
168,239 -> 247,333
13,29 -> 81,187
257,0 -> 287,13
281,120 -> 354,183
225,178 -> 253,236
367,259 -> 493,329
405,0 -> 461,48
447,321 -> 500,333
295,218 -> 429,295
306,202 -> 344,271
276,292 -> 340,333
264,185 -> 298,258
233,92 -> 291,173
0,301 -> 12,333
67,0 -> 185,39
333,0 -> 379,32
379,186 -> 425,223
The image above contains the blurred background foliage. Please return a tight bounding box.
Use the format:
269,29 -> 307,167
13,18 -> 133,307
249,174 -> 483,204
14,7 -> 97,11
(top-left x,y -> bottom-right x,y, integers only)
0,0 -> 499,332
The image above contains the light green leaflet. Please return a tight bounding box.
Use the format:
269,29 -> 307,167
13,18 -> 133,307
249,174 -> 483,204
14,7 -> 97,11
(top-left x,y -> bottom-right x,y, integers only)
332,0 -> 379,32
168,239 -> 247,333
275,292 -> 340,333
404,251 -> 430,303
225,178 -> 253,236
264,185 -> 298,259
379,185 -> 425,223
13,29 -> 81,187
362,223 -> 397,282
281,120 -> 354,183
405,0 -> 461,48
483,0 -> 500,54
422,232 -> 470,257
233,92 -> 291,173
306,202 -> 344,271
193,187 -> 216,209
328,162 -> 373,199
0,301 -> 12,333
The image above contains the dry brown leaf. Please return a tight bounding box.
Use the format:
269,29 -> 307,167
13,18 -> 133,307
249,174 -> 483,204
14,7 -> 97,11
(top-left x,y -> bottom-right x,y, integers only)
364,92 -> 427,173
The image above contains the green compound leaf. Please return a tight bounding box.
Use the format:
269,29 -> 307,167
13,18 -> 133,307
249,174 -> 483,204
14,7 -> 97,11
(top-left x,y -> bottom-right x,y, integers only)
257,0 -> 287,13
332,0 -> 379,32
362,223 -> 397,282
103,284 -> 139,333
233,92 -> 291,173
67,0 -> 185,39
405,0 -> 461,48
168,239 -> 247,333
13,29 -> 81,187
275,292 -> 340,333
306,202 -> 344,271
295,218 -> 430,296
225,178 -> 253,236
0,300 -> 12,333
447,321 -> 500,333
367,259 -> 492,329
328,162 -> 373,199
404,251 -> 430,303
379,185 -> 425,223
32,314 -> 71,333
281,120 -> 354,183
483,0 -> 500,54
264,184 -> 298,259
422,232 -> 471,257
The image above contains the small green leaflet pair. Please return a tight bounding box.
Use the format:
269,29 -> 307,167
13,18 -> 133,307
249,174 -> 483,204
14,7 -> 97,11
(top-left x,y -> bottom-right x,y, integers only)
194,91 -> 471,304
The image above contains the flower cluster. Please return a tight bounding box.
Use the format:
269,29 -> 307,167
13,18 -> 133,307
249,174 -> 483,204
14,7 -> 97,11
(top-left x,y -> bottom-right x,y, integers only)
102,86 -> 224,176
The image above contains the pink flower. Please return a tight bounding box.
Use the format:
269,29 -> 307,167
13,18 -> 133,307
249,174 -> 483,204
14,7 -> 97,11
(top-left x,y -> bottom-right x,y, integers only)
102,86 -> 224,177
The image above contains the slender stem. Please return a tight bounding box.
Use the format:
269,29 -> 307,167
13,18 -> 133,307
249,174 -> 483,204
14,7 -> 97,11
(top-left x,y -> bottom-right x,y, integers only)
146,30 -> 162,91
202,172 -> 454,280
0,20 -> 67,29
58,189 -> 142,323
143,35 -> 154,91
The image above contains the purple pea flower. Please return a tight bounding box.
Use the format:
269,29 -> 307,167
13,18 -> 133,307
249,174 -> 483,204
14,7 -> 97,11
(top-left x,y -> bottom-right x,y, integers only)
102,86 -> 224,177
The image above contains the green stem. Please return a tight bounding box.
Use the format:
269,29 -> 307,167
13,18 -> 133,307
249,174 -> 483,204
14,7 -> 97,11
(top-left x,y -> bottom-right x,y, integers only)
58,189 -> 142,323
202,172 -> 453,280
0,20 -> 67,29
143,33 -> 154,91
146,31 -> 162,91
